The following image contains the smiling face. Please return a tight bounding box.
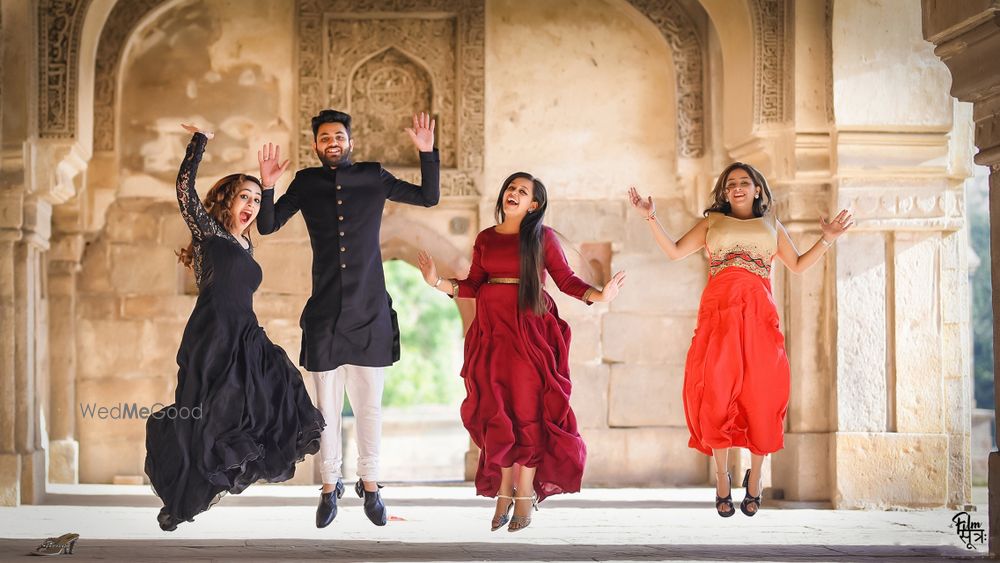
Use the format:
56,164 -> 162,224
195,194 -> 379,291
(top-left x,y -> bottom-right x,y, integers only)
228,180 -> 262,234
501,177 -> 539,219
723,168 -> 760,213
312,122 -> 353,168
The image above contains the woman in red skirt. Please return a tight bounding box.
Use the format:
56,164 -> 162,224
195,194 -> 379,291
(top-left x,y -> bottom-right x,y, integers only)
628,163 -> 852,517
418,172 -> 625,532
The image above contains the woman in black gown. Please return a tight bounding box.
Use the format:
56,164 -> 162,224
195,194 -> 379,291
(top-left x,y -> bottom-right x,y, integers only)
145,125 -> 324,531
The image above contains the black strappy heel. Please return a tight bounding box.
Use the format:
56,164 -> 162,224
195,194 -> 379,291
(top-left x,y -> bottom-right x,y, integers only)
715,472 -> 735,517
740,468 -> 762,516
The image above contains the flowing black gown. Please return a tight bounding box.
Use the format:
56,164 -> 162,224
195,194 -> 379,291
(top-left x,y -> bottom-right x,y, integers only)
144,133 -> 324,531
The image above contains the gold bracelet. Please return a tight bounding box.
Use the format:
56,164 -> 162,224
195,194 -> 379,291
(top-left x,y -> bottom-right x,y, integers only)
646,211 -> 657,221
449,278 -> 459,296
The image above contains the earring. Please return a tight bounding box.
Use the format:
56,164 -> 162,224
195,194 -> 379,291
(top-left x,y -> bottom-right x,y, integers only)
754,193 -> 760,199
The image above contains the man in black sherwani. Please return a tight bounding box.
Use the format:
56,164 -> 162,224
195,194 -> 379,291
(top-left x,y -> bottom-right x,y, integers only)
256,110 -> 439,528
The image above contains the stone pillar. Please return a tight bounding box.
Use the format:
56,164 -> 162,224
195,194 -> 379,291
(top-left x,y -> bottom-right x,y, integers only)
766,0 -> 836,503
0,194 -> 51,506
47,233 -> 84,483
921,0 -> 1000,553
829,0 -> 972,509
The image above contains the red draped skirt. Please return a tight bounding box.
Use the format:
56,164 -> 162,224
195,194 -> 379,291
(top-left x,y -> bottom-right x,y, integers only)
683,267 -> 790,456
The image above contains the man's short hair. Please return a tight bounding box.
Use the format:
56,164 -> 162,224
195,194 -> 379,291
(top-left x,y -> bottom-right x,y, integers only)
311,109 -> 352,139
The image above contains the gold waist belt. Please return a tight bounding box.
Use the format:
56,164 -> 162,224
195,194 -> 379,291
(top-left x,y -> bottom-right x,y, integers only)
487,277 -> 520,285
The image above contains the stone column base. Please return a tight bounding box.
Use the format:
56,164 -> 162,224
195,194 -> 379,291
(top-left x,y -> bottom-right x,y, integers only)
0,453 -> 22,506
771,432 -> 831,502
48,439 -> 79,484
20,449 -> 46,505
834,432 -> 948,508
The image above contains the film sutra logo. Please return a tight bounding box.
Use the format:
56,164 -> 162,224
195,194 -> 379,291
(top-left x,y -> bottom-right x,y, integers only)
951,511 -> 985,550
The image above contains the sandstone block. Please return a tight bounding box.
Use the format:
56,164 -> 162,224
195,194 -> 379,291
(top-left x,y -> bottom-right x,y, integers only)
608,362 -> 685,427
833,432 -> 947,508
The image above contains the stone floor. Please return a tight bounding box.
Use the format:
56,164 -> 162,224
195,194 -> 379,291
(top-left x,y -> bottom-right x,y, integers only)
0,483 -> 988,561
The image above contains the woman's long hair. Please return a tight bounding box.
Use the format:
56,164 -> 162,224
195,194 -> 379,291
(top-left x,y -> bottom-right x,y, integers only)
177,173 -> 262,268
494,172 -> 549,316
703,162 -> 774,218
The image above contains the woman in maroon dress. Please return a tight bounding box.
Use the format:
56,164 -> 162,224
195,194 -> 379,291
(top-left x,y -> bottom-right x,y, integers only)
418,172 -> 625,532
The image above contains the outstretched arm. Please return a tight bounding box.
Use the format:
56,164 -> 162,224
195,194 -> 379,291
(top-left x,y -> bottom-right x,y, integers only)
418,237 -> 487,298
176,125 -> 225,241
776,210 -> 854,274
256,141 -> 300,235
628,186 -> 707,261
384,112 -> 440,207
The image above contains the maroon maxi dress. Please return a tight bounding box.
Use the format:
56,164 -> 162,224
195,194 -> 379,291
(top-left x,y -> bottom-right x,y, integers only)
457,226 -> 592,502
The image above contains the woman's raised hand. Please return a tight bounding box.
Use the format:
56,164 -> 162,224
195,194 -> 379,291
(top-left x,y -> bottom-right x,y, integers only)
417,250 -> 439,287
258,142 -> 290,188
596,270 -> 627,303
628,186 -> 655,219
181,123 -> 214,140
820,209 -> 855,242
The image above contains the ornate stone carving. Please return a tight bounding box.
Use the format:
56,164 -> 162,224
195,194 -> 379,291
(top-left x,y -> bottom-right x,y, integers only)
297,0 -> 484,196
837,179 -> 965,231
626,0 -> 704,158
38,0 -> 92,139
93,0 -> 166,151
750,0 -> 789,125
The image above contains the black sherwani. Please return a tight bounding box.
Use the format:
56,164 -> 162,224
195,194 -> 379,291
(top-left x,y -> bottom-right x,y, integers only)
257,151 -> 440,372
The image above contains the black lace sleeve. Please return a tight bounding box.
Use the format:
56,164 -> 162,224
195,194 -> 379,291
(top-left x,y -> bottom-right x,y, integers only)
176,133 -> 225,241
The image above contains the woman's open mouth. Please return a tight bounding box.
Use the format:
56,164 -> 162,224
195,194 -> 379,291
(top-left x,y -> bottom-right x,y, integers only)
240,210 -> 252,223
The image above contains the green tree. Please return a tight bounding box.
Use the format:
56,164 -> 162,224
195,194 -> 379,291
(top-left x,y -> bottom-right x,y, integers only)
970,202 -> 995,409
382,259 -> 464,407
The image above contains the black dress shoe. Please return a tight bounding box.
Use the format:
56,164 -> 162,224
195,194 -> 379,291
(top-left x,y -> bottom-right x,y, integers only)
315,479 -> 345,528
354,479 -> 387,526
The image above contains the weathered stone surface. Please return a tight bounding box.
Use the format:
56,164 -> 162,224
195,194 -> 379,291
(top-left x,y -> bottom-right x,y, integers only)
109,245 -> 177,295
121,295 -> 195,320
771,432 -> 830,502
608,363 -> 685,427
48,439 -> 79,485
77,376 -> 175,483
77,319 -> 146,380
833,432 -> 948,508
835,232 -> 887,432
568,362 -> 609,429
602,313 -> 696,365
608,252 -> 705,315
566,312 -> 601,364
105,200 -> 160,242
833,0 -> 953,128
254,243 -> 312,295
894,232 -> 944,434
581,427 -> 707,486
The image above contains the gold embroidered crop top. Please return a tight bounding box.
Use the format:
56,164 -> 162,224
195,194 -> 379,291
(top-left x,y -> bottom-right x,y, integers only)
705,212 -> 778,278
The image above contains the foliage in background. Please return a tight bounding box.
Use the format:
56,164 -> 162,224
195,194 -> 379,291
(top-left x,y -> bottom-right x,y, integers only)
970,185 -> 995,409
381,259 -> 464,408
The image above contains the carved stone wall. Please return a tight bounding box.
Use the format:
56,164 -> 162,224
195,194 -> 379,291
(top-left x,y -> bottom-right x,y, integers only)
37,0 -> 92,138
750,0 -> 790,125
93,0 -> 166,151
297,0 -> 484,197
626,0 -> 705,157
